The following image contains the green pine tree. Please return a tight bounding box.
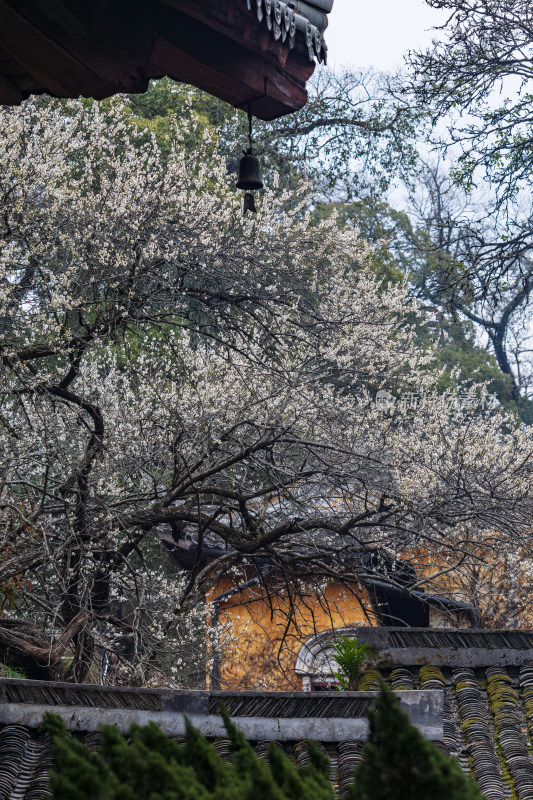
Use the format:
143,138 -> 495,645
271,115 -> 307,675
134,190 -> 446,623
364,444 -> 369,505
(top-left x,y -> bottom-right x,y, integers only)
348,684 -> 485,800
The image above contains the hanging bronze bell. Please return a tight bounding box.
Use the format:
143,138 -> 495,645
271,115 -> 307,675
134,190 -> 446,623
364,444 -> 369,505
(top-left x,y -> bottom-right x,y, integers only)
236,149 -> 263,191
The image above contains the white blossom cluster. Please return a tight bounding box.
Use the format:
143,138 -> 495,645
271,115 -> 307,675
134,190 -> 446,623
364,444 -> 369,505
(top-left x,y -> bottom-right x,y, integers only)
0,98 -> 532,684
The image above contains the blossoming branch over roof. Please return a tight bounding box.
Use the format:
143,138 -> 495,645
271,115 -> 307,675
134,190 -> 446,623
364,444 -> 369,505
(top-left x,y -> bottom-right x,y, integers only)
0,0 -> 333,118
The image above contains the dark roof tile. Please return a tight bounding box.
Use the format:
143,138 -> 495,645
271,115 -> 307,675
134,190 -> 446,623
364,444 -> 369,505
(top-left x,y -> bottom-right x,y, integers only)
4,630 -> 533,797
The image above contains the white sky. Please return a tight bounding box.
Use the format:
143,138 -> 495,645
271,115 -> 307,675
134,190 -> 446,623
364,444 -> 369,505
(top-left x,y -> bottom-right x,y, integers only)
325,0 -> 448,72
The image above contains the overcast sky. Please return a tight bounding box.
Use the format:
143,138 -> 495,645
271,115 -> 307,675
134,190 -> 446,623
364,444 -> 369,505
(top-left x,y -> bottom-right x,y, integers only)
325,0 -> 447,72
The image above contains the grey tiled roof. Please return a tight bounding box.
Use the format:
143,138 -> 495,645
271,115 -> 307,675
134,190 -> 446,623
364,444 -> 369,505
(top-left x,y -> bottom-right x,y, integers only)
3,629 -> 533,799
360,664 -> 533,800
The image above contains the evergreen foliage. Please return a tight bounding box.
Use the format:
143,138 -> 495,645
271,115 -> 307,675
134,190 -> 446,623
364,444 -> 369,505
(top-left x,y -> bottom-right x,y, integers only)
43,708 -> 334,800
331,635 -> 369,690
349,684 -> 485,800
44,692 -> 488,800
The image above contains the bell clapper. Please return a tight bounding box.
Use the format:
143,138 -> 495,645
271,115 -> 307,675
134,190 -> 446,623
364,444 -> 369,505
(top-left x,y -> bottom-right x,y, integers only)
243,193 -> 256,213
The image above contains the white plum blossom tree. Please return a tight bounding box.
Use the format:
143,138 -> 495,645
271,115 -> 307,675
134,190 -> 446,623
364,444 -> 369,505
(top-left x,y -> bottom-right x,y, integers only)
1,98 -> 532,684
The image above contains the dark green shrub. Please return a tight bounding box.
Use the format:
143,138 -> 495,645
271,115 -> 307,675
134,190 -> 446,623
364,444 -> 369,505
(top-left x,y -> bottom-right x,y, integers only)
44,687 -> 486,800
348,683 -> 485,800
43,707 -> 333,800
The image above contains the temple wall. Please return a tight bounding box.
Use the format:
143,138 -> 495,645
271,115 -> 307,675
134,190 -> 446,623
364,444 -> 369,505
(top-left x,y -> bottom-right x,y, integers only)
208,580 -> 374,690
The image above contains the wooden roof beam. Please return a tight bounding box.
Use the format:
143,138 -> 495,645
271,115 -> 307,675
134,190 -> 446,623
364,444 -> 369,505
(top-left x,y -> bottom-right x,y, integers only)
0,71 -> 22,104
0,0 -> 111,97
148,4 -> 311,119
0,0 -> 320,116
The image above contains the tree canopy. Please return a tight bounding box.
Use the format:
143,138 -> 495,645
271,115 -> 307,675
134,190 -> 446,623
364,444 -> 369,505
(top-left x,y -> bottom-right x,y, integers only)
406,0 -> 533,207
1,95 -> 532,683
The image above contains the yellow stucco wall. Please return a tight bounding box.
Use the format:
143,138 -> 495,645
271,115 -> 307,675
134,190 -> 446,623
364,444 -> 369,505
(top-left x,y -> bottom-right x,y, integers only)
209,579 -> 375,690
